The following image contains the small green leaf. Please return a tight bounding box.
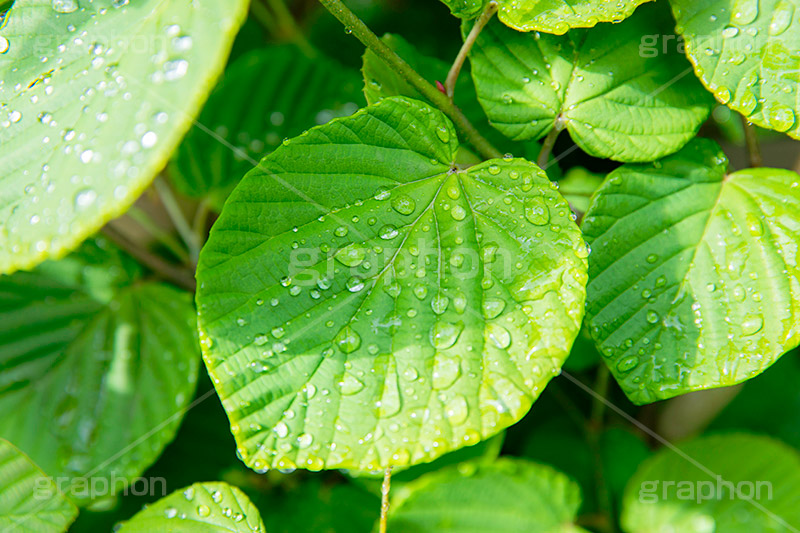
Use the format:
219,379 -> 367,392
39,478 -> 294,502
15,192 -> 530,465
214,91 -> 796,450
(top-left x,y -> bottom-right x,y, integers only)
117,481 -> 264,532
583,139 -> 800,404
0,0 -> 248,274
710,351 -> 800,449
497,0 -> 651,34
468,5 -> 712,162
362,33 -> 513,156
671,0 -> 800,137
0,238 -> 201,505
440,0 -> 648,33
557,167 -> 605,214
440,0 -> 488,19
196,96 -> 588,472
0,438 -> 78,533
388,458 -> 588,532
171,46 -> 364,210
622,434 -> 800,532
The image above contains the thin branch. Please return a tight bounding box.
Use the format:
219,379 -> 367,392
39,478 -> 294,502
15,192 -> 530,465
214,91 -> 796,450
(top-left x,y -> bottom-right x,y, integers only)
153,177 -> 202,266
445,1 -> 498,99
379,466 -> 393,533
250,0 -> 279,34
741,114 -> 762,167
102,226 -> 196,292
537,123 -> 563,169
126,206 -> 191,263
265,0 -> 317,57
318,0 -> 503,160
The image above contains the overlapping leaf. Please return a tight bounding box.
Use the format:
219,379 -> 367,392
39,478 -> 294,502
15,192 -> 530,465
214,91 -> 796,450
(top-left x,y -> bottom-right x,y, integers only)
0,438 -> 77,533
118,482 -> 264,532
671,0 -> 800,137
622,434 -> 800,532
196,96 -> 588,472
468,5 -> 712,162
0,238 -> 201,505
441,0 -> 650,34
0,0 -> 248,274
583,139 -> 800,404
388,458 -> 587,532
362,33 -> 513,157
171,45 -> 364,210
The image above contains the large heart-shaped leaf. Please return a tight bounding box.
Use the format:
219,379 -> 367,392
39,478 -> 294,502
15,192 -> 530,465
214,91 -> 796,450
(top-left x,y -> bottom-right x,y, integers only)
0,238 -> 201,505
441,0 -> 650,34
0,0 -> 248,274
118,481 -> 264,532
622,434 -> 800,532
583,139 -> 800,404
170,45 -> 364,210
0,438 -> 78,532
468,5 -> 712,162
388,458 -> 587,532
671,0 -> 800,137
196,96 -> 588,472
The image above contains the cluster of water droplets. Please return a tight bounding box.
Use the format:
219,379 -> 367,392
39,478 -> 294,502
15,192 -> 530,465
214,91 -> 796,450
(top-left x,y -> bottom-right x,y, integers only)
206,137 -> 590,472
679,1 -> 800,133
0,0 -> 220,260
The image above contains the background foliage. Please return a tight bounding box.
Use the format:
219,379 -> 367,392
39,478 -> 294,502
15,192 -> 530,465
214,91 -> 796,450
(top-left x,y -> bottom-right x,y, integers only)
1,0 -> 800,531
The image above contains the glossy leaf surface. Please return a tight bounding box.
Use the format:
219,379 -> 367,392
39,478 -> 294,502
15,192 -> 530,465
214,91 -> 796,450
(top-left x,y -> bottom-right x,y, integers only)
671,0 -> 800,138
0,0 -> 248,273
118,482 -> 264,532
583,139 -> 800,404
388,458 -> 587,532
468,6 -> 712,162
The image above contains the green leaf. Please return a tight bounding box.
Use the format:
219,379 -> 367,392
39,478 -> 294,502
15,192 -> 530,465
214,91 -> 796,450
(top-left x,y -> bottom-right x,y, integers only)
622,433 -> 800,532
362,33 -> 514,156
0,438 -> 78,532
117,481 -> 264,532
671,0 -> 800,137
441,0 -> 649,33
557,167 -> 605,215
170,45 -> 364,210
468,5 -> 712,162
0,0 -> 248,274
440,0 -> 488,19
710,350 -> 800,449
388,458 -> 588,532
497,0 -> 652,34
582,139 -> 800,404
196,96 -> 588,472
0,238 -> 201,505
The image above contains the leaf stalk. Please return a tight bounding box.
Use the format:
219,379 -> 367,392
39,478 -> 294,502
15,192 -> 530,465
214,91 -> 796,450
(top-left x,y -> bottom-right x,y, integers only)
445,1 -> 498,99
317,0 -> 503,160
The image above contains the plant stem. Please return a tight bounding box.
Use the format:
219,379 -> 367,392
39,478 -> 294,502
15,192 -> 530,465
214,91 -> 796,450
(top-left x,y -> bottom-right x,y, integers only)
154,177 -> 202,266
266,0 -> 317,57
250,0 -> 279,34
318,0 -> 503,160
445,1 -> 498,99
102,226 -> 196,292
741,114 -> 762,167
587,364 -> 616,533
192,198 -> 213,250
126,206 -> 191,263
537,118 -> 565,169
379,466 -> 393,533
